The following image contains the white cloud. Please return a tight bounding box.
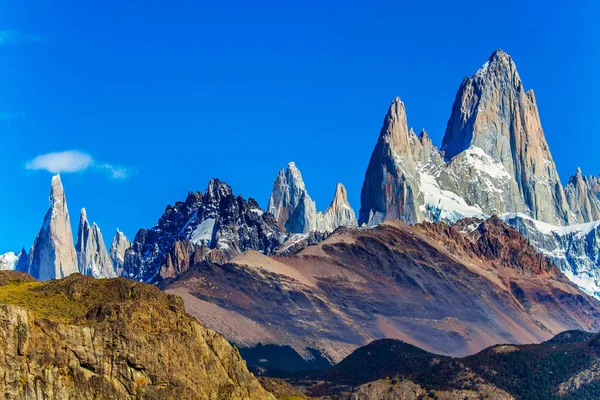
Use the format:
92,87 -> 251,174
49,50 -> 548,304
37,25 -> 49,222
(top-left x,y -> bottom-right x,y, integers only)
96,163 -> 132,180
0,31 -> 45,45
25,150 -> 132,180
26,151 -> 92,173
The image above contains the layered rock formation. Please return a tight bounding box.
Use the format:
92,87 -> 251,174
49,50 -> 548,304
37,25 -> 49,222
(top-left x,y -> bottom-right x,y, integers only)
268,162 -> 357,233
28,174 -> 79,281
109,229 -> 131,276
0,271 -> 274,399
124,179 -> 285,282
75,208 -> 116,278
162,217 -> 600,364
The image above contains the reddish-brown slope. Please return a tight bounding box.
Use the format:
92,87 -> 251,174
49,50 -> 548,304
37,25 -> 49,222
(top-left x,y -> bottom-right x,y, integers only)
161,217 -> 600,362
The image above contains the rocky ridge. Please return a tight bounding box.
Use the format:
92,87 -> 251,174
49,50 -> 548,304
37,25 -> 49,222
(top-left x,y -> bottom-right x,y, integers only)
162,216 -> 600,365
124,179 -> 285,282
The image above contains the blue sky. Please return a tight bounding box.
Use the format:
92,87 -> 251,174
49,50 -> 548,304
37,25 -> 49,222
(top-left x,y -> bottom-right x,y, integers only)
1,0 -> 599,252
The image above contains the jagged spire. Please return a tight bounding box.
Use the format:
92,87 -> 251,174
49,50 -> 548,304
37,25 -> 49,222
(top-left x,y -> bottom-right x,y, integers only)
75,208 -> 116,279
319,183 -> 357,231
29,175 -> 79,280
267,161 -> 317,233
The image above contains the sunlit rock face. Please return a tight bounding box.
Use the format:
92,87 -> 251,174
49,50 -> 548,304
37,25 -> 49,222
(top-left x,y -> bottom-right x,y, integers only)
28,174 -> 79,281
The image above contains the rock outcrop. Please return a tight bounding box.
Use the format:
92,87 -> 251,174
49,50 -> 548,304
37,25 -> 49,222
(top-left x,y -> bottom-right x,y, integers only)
28,174 -> 79,281
124,179 -> 285,282
109,229 -> 131,276
0,271 -> 274,399
75,208 -> 116,278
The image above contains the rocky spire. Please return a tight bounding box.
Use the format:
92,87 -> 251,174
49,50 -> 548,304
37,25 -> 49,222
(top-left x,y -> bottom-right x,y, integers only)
109,229 -> 131,276
318,183 -> 358,231
267,162 -> 318,233
565,167 -> 600,223
440,49 -> 572,225
75,208 -> 116,278
15,248 -> 29,273
28,174 -> 79,281
359,97 -> 423,226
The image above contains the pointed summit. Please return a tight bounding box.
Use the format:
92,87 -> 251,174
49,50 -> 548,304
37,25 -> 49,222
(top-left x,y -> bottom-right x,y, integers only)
378,97 -> 414,165
359,97 -> 423,226
440,50 -> 572,225
29,174 -> 79,280
319,183 -> 357,231
267,162 -> 318,233
15,247 -> 29,273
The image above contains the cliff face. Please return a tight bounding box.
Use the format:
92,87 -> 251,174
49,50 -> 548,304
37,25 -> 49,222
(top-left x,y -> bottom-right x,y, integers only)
0,271 -> 274,400
441,50 -> 571,225
359,98 -> 423,225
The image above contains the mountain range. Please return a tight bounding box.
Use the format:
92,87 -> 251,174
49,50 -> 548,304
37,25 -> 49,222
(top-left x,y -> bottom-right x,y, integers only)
4,49 -> 600,374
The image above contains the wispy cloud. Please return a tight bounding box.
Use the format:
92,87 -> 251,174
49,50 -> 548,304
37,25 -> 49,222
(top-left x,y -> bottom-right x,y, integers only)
0,30 -> 45,46
25,150 -> 133,180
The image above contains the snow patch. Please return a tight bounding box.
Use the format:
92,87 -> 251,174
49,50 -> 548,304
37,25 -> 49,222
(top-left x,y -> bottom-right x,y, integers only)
0,252 -> 18,270
419,171 -> 487,223
502,213 -> 600,238
190,218 -> 216,245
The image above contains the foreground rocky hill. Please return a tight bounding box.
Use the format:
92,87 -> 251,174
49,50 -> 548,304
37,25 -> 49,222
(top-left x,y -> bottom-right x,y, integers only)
0,271 -> 274,400
161,216 -> 600,365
